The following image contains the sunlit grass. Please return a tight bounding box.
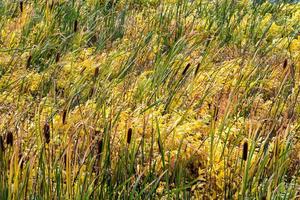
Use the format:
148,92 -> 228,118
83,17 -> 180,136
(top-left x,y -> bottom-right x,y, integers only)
0,0 -> 299,199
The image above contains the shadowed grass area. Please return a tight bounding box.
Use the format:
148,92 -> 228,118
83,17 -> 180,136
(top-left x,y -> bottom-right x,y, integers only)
0,0 -> 299,199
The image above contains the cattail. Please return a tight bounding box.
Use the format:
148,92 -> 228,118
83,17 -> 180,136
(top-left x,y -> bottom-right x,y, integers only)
74,20 -> 78,32
55,52 -> 60,63
89,86 -> 95,98
62,109 -> 67,125
283,59 -> 288,69
208,103 -> 211,110
97,139 -> 103,156
94,67 -> 99,78
20,1 -> 23,13
43,122 -> 50,144
194,63 -> 200,76
0,135 -> 4,152
49,2 -> 54,10
242,141 -> 248,161
182,63 -> 191,76
64,154 -> 67,167
26,55 -> 32,68
6,131 -> 13,146
127,128 -> 132,144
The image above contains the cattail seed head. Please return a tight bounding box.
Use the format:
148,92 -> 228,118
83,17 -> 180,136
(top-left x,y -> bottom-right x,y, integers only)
283,59 -> 288,69
242,141 -> 248,161
62,109 -> 67,125
98,139 -> 103,155
74,20 -> 78,32
6,131 -> 13,146
127,128 -> 132,144
20,1 -> 23,13
55,52 -> 60,63
0,135 -> 4,152
94,67 -> 99,78
195,63 -> 200,76
89,86 -> 95,98
26,55 -> 32,68
43,122 -> 50,144
50,2 -> 54,10
64,154 -> 67,167
182,63 -> 191,76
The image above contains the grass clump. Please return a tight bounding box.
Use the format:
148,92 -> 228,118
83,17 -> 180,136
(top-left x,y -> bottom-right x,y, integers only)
0,0 -> 300,199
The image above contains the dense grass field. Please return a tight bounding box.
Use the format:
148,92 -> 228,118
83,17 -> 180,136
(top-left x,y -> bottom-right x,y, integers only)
0,0 -> 300,199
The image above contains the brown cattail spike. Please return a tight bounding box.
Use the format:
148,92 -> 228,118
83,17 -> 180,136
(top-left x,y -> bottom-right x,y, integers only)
182,63 -> 191,76
127,128 -> 132,144
6,131 -> 13,146
94,67 -> 99,78
283,59 -> 288,69
20,1 -> 23,13
194,63 -> 200,76
26,55 -> 32,68
89,86 -> 95,98
43,122 -> 50,144
242,141 -> 248,161
55,52 -> 60,63
62,109 -> 67,125
50,2 -> 54,10
74,20 -> 78,32
0,135 -> 4,152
